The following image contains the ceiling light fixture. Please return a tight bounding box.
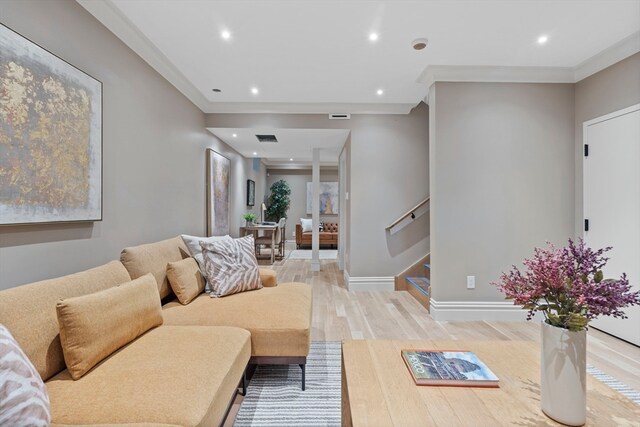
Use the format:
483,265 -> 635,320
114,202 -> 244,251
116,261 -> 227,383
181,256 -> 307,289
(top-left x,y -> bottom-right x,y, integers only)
251,87 -> 259,95
221,30 -> 231,40
537,35 -> 548,44
253,152 -> 257,156
289,158 -> 293,161
232,133 -> 237,138
369,33 -> 379,42
376,89 -> 384,95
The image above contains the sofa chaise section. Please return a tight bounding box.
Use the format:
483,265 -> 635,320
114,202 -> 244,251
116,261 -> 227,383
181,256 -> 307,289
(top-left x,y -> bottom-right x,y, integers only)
0,261 -> 250,426
120,236 -> 313,388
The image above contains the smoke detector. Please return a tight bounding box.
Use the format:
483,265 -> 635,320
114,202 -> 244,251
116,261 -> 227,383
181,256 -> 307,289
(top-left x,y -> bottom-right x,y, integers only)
412,38 -> 429,50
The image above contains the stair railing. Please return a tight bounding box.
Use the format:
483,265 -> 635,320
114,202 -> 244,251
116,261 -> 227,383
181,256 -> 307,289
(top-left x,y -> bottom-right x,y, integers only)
385,196 -> 430,235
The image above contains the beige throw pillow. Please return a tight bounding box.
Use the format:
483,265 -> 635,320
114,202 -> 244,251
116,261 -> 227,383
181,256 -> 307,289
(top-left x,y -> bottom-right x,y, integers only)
0,325 -> 50,426
56,273 -> 163,380
166,258 -> 205,304
200,235 -> 262,297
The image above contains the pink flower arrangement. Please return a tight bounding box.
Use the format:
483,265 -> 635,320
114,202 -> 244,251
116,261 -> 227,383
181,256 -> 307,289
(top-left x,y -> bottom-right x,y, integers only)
493,239 -> 640,331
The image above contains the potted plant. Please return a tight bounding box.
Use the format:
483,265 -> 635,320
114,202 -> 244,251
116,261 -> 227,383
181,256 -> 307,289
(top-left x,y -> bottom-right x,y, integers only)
243,212 -> 257,227
265,180 -> 291,222
493,239 -> 640,426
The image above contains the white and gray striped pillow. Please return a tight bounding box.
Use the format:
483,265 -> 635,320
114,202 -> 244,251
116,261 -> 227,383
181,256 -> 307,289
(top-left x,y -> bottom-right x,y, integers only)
200,235 -> 262,298
0,324 -> 51,427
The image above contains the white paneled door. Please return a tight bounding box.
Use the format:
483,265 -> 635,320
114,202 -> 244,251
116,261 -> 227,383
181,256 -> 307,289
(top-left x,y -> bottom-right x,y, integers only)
584,104 -> 640,346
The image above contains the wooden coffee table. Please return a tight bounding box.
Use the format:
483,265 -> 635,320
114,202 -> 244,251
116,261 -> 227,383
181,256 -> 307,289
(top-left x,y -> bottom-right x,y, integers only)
341,340 -> 640,426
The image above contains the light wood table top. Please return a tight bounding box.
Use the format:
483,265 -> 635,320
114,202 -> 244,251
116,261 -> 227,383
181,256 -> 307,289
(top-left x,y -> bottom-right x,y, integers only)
341,340 -> 640,427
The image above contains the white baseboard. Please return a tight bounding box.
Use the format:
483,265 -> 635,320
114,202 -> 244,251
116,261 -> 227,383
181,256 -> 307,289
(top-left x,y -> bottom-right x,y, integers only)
346,275 -> 395,291
430,299 -> 527,321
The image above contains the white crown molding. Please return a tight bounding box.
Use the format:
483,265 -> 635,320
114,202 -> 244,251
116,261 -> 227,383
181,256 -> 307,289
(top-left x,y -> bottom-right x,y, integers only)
418,65 -> 575,88
76,0 -> 210,112
573,31 -> 640,82
420,31 -> 640,89
347,276 -> 395,292
430,299 -> 527,321
203,102 -> 415,115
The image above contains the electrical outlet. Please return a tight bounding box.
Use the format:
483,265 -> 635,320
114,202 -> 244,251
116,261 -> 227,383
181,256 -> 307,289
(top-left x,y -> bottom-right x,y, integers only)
466,276 -> 475,289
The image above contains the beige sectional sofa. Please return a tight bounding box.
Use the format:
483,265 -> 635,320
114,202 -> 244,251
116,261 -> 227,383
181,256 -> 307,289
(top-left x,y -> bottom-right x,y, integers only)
0,236 -> 312,427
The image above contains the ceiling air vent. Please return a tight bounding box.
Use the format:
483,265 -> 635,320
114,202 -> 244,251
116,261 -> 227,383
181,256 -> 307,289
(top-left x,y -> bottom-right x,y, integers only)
329,113 -> 350,120
255,134 -> 278,143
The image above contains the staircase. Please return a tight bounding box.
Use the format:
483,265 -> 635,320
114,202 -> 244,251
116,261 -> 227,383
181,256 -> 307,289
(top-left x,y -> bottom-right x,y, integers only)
394,254 -> 431,311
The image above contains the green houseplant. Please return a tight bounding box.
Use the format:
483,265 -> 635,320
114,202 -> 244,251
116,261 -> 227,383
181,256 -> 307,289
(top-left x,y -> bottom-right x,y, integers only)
242,212 -> 257,226
265,180 -> 291,221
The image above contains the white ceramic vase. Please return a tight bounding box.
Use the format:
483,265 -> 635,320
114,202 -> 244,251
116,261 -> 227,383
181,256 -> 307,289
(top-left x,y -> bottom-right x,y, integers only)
540,321 -> 587,426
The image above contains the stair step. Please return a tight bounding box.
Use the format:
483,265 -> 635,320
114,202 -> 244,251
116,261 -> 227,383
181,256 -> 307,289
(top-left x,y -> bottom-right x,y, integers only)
405,277 -> 430,297
423,263 -> 431,269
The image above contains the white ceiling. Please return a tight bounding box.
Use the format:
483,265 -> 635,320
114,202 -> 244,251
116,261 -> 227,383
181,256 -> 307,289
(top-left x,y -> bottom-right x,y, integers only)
79,0 -> 640,114
206,128 -> 349,167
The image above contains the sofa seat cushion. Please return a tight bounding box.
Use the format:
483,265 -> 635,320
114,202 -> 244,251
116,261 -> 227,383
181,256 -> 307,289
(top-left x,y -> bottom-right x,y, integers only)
46,326 -> 250,427
163,283 -> 312,357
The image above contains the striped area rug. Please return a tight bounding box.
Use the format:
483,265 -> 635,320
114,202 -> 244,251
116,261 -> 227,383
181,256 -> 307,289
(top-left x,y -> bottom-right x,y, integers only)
234,341 -> 341,426
587,365 -> 640,405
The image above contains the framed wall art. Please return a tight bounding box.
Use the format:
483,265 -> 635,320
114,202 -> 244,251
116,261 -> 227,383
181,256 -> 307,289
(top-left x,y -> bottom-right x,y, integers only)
247,179 -> 255,206
0,24 -> 102,225
206,149 -> 230,236
306,181 -> 339,215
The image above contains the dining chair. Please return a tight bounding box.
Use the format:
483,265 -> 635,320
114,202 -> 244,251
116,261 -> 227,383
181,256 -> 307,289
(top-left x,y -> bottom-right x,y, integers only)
255,218 -> 286,259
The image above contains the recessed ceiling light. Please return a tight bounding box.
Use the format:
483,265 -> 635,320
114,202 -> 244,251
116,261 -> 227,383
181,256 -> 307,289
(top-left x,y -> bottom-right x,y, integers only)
376,89 -> 384,96
369,33 -> 379,42
251,87 -> 259,95
232,133 -> 237,138
221,30 -> 231,40
253,152 -> 257,156
212,88 -> 222,93
289,158 -> 293,161
537,35 -> 548,44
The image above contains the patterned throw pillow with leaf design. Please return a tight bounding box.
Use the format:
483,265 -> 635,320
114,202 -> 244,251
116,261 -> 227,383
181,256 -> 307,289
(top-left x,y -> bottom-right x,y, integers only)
200,234 -> 263,297
0,324 -> 51,427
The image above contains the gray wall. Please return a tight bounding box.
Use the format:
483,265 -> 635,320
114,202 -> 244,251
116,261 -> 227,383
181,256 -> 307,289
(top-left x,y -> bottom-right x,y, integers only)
206,103 -> 430,278
266,168 -> 339,240
429,82 -> 575,302
0,0 -> 264,289
574,53 -> 640,237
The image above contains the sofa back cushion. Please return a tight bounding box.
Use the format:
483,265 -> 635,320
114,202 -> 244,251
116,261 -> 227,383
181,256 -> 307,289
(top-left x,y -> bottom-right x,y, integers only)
0,261 -> 131,381
56,273 -> 163,380
324,223 -> 338,233
120,236 -> 190,299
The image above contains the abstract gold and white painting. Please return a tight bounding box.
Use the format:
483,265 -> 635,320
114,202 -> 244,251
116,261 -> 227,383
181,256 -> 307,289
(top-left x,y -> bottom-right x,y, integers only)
0,24 -> 102,225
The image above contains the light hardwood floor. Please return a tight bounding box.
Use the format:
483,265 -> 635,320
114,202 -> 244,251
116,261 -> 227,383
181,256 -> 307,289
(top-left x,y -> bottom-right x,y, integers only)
270,253 -> 640,392
225,252 -> 640,425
